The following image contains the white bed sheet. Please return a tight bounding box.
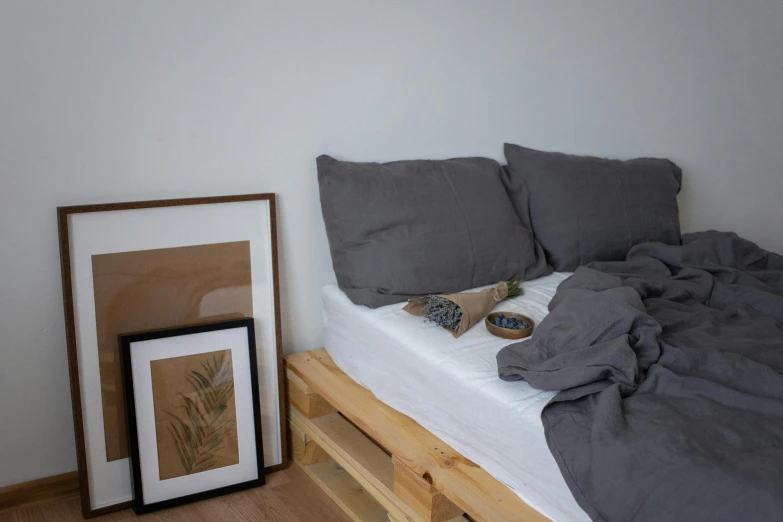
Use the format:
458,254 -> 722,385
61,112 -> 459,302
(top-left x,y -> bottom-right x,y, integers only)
322,273 -> 589,522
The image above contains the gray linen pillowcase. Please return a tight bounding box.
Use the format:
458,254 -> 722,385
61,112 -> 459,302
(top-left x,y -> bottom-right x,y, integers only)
318,154 -> 551,308
503,143 -> 683,271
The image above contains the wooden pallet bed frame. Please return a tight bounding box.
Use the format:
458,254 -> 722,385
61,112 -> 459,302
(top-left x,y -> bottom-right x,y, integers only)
285,349 -> 551,522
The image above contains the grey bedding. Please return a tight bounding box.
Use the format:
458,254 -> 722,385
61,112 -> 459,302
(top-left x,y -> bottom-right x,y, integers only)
497,231 -> 783,522
503,143 -> 683,271
317,155 -> 550,308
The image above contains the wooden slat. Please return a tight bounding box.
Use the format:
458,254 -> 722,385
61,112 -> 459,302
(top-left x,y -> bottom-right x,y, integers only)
389,514 -> 467,522
310,414 -> 394,490
287,367 -> 312,394
393,456 -> 463,522
290,422 -> 331,465
297,459 -> 389,522
290,408 -> 422,522
287,368 -> 337,419
0,472 -> 79,513
285,349 -> 551,522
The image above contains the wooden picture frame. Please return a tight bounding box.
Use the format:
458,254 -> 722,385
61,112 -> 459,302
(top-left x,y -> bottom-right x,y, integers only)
121,318 -> 265,514
58,194 -> 287,517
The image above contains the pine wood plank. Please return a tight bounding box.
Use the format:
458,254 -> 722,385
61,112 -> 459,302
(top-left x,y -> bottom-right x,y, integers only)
392,456 -> 463,522
287,368 -> 336,419
309,413 -> 394,492
289,408 -> 424,522
290,422 -> 331,465
297,460 -> 388,522
285,349 -> 551,522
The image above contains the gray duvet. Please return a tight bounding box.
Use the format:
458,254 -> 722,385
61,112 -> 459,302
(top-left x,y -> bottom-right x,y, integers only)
497,231 -> 783,522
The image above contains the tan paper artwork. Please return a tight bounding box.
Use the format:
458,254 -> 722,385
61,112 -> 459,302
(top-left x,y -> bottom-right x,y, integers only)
150,349 -> 239,480
91,241 -> 253,462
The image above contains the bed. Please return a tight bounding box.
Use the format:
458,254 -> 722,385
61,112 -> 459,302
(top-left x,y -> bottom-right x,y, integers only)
311,150 -> 783,522
321,273 -> 588,522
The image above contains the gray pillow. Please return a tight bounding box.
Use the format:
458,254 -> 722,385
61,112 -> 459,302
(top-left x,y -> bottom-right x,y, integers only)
503,144 -> 682,271
318,154 -> 551,308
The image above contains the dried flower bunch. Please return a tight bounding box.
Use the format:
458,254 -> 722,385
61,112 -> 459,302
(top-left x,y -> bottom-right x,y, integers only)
504,276 -> 523,299
423,295 -> 464,332
405,277 -> 523,337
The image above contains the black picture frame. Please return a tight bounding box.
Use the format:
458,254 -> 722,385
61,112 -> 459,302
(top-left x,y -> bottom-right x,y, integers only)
120,318 -> 265,514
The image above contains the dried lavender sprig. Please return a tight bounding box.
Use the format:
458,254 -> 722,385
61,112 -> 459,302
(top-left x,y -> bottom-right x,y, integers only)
506,276 -> 523,299
422,295 -> 463,332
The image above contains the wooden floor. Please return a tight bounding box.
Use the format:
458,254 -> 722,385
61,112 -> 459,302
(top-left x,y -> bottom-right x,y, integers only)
0,465 -> 353,522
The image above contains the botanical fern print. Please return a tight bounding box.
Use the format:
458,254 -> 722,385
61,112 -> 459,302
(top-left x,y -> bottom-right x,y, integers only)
166,352 -> 235,475
150,349 -> 239,480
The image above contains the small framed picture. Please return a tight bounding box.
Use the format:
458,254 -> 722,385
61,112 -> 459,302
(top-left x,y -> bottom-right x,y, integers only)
121,318 -> 264,513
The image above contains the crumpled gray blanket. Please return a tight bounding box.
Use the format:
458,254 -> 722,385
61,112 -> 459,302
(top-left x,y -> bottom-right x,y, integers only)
497,231 -> 783,522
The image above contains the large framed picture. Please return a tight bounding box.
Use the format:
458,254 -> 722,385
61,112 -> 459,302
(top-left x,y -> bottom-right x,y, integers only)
57,194 -> 286,517
121,319 -> 264,513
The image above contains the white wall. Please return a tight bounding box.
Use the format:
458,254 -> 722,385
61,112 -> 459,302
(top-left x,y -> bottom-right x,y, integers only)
1,0 -> 781,487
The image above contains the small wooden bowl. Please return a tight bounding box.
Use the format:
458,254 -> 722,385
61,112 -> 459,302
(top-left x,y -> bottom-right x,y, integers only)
485,311 -> 534,340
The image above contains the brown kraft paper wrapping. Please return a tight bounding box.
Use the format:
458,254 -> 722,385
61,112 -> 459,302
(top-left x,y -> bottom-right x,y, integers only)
403,282 -> 509,338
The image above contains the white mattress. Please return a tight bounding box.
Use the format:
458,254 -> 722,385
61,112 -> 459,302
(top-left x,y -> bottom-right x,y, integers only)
322,273 -> 589,522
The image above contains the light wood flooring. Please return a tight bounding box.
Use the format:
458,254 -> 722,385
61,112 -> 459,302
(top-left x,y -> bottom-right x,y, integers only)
0,465 -> 353,522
